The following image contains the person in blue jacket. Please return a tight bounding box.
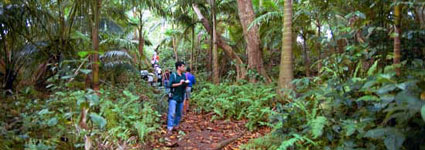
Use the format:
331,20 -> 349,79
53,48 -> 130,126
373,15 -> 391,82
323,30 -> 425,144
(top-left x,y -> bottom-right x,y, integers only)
184,67 -> 196,114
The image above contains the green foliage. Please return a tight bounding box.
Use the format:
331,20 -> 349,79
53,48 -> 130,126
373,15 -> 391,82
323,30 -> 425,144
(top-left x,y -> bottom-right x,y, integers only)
277,134 -> 316,150
243,57 -> 425,150
192,82 -> 276,131
0,84 -> 161,149
90,113 -> 107,129
240,133 -> 281,150
310,116 -> 327,139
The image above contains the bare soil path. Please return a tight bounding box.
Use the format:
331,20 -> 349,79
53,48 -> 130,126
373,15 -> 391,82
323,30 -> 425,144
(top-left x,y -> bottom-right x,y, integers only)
146,110 -> 270,150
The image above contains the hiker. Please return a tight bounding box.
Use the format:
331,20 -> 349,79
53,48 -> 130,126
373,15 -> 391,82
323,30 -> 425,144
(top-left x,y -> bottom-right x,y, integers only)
162,69 -> 170,88
166,61 -> 188,134
147,72 -> 154,86
184,67 -> 196,114
157,67 -> 162,86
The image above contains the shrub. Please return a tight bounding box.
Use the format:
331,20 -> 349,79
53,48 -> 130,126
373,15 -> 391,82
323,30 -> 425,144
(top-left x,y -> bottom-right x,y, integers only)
192,82 -> 276,131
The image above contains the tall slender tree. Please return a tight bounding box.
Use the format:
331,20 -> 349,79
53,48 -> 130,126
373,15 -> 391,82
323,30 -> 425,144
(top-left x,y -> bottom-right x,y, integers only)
278,0 -> 294,94
393,0 -> 401,76
172,23 -> 179,61
236,0 -> 271,83
315,19 -> 322,74
211,0 -> 220,84
301,32 -> 311,77
192,4 -> 247,80
91,0 -> 102,91
138,10 -> 145,70
191,14 -> 195,71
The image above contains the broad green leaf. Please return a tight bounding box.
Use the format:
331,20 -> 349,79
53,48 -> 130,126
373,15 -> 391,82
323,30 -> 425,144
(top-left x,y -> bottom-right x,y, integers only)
377,84 -> 396,95
384,131 -> 405,150
390,32 -> 399,38
356,11 -> 366,19
357,95 -> 380,101
343,120 -> 356,136
368,27 -> 376,34
364,128 -> 389,138
90,113 -> 107,129
379,94 -> 395,107
61,75 -> 75,79
364,126 -> 404,148
85,94 -> 99,106
38,109 -> 49,115
361,80 -> 376,90
377,74 -> 396,83
78,51 -> 90,58
395,91 -> 423,111
123,90 -> 138,101
80,69 -> 92,75
47,117 -> 58,126
367,60 -> 379,76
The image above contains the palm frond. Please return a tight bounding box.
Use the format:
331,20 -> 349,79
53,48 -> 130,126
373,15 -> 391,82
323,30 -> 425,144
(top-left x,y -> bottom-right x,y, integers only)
100,36 -> 138,51
100,18 -> 124,34
248,11 -> 282,30
100,50 -> 133,69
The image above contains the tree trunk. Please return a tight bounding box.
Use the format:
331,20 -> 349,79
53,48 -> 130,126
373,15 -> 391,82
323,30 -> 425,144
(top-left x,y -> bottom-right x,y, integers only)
191,16 -> 195,71
236,0 -> 271,83
337,39 -> 347,54
173,37 -> 178,61
301,33 -> 311,77
193,4 -> 247,80
393,0 -> 401,76
207,37 -> 212,80
211,0 -> 220,84
172,23 -> 178,61
316,21 -> 322,75
415,6 -> 425,29
138,11 -> 145,70
4,68 -> 16,92
91,0 -> 101,91
195,32 -> 202,74
278,0 -> 294,94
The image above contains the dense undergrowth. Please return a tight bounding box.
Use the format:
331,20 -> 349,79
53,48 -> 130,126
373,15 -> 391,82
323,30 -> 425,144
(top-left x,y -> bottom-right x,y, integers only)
0,81 -> 162,149
192,82 -> 276,131
242,56 -> 425,150
191,56 -> 425,150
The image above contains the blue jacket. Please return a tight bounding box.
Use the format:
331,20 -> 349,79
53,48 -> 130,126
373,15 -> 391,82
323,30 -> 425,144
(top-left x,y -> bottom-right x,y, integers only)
185,72 -> 196,87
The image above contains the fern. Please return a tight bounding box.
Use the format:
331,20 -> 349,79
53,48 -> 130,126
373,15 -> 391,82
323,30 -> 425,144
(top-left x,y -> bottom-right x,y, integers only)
277,134 -> 317,150
278,135 -> 300,150
310,116 -> 327,139
192,83 -> 275,130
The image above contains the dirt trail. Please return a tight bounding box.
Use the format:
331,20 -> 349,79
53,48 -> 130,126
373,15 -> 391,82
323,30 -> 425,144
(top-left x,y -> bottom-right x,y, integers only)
147,110 -> 270,150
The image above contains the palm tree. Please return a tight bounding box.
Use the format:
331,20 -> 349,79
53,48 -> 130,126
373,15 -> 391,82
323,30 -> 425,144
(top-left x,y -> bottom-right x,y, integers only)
278,0 -> 294,94
0,1 -> 74,91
